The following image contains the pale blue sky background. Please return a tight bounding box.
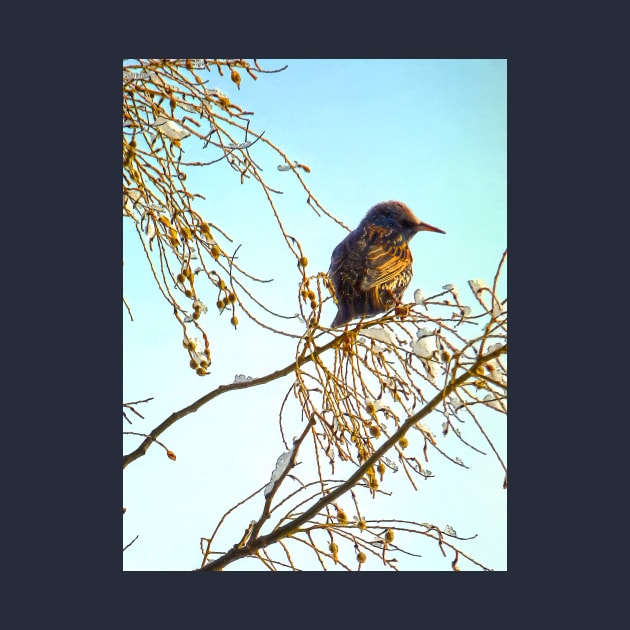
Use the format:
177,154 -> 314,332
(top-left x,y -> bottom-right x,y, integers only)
123,59 -> 507,571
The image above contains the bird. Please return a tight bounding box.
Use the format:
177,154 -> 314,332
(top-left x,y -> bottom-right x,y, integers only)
328,200 -> 445,327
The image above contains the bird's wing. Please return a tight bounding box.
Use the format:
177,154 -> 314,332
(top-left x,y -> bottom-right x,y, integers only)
328,240 -> 346,278
360,232 -> 412,291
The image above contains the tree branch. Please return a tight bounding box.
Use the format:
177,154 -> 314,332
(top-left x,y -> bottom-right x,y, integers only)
122,332 -> 346,469
196,343 -> 506,571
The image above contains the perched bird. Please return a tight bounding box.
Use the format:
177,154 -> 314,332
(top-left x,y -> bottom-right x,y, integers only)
328,201 -> 445,327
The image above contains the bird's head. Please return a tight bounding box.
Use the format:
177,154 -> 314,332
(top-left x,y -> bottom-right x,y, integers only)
361,201 -> 445,239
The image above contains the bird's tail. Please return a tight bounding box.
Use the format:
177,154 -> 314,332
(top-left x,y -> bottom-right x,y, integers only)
331,307 -> 349,327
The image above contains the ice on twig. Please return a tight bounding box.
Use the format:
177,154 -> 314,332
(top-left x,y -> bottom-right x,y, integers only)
178,101 -> 197,113
360,328 -> 394,345
264,448 -> 294,497
483,393 -> 506,412
382,457 -> 399,472
193,299 -> 208,314
469,279 -> 487,294
206,88 -> 228,99
411,336 -> 436,358
227,141 -> 254,149
153,116 -> 191,140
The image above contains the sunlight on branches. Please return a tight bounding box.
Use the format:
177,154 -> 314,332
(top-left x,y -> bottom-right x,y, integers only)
123,59 -> 507,571
123,58 -> 347,374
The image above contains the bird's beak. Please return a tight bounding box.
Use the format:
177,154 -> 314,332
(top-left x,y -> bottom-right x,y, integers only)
416,221 -> 446,234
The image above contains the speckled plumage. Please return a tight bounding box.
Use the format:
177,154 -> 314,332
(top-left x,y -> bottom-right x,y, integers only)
328,201 -> 445,327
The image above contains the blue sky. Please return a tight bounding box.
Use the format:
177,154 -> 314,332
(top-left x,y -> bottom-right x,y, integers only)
123,58 -> 507,571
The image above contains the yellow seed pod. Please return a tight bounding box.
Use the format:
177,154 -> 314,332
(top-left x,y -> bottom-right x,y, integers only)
176,273 -> 185,284
192,310 -> 200,320
310,300 -> 317,310
336,508 -> 348,525
377,461 -> 386,477
189,359 -> 197,369
158,215 -> 172,228
369,425 -> 381,438
200,222 -> 212,235
441,350 -> 451,363
218,279 -> 227,290
398,436 -> 409,449
168,227 -> 179,241
474,365 -> 485,376
196,367 -> 207,376
358,519 -> 367,531
216,299 -> 224,309
329,542 -> 338,556
368,476 -> 379,491
299,256 -> 308,267
123,142 -> 135,167
185,289 -> 193,298
227,292 -> 236,303
210,244 -> 221,259
365,401 -> 376,416
180,225 -> 192,241
473,379 -> 486,389
307,291 -> 316,301
384,529 -> 395,543
230,68 -> 241,88
357,552 -> 367,564
230,316 -> 238,327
